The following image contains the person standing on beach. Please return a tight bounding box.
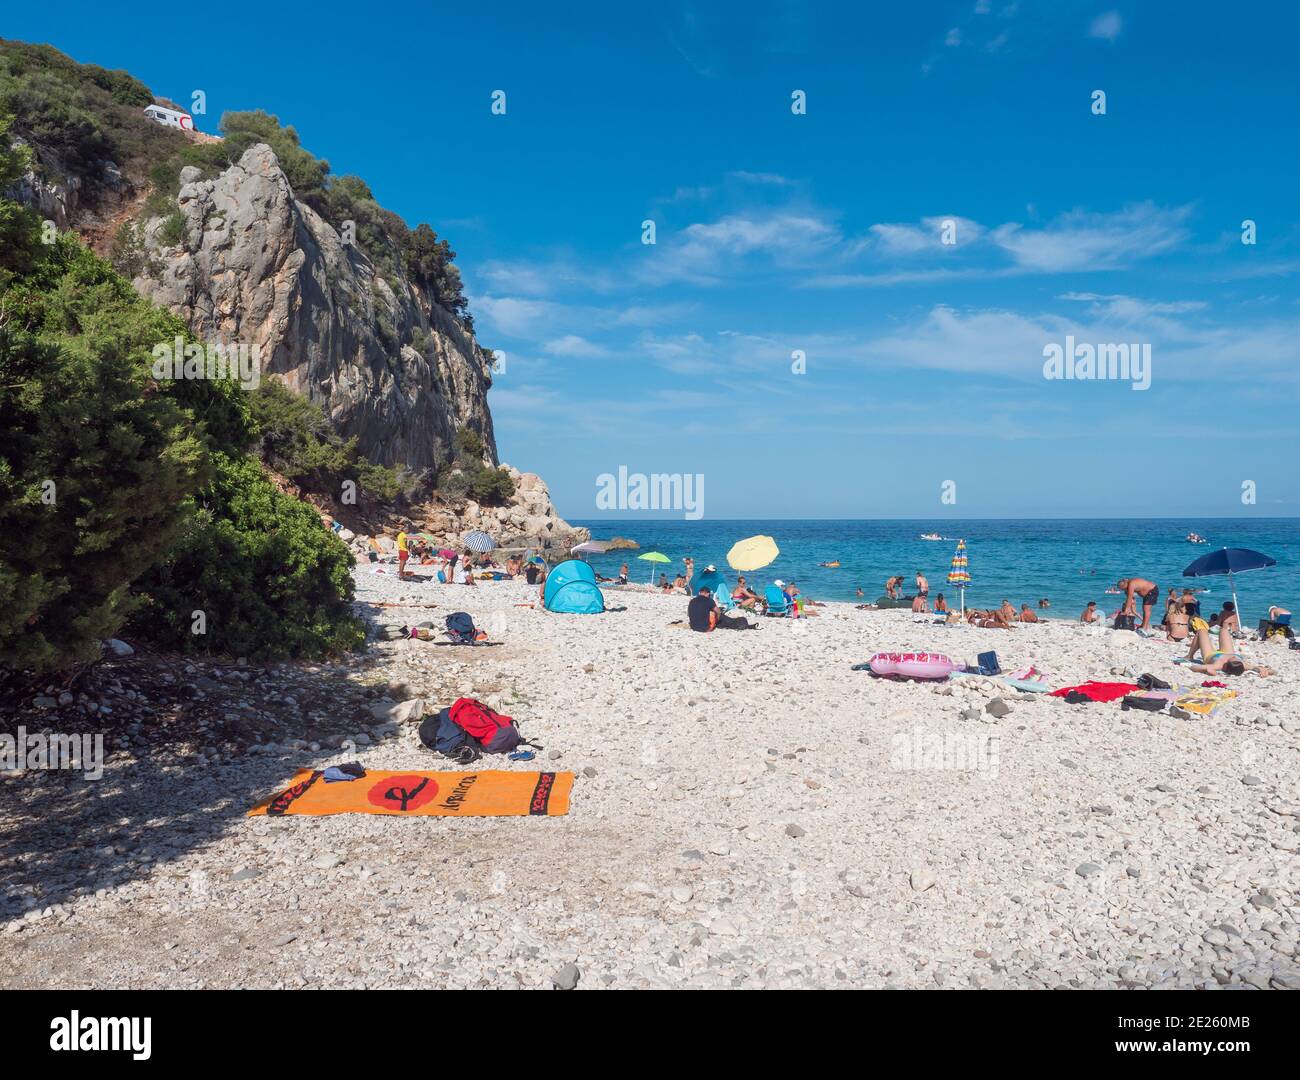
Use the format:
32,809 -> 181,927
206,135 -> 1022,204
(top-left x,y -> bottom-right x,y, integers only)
396,526 -> 410,580
915,570 -> 929,599
1116,577 -> 1160,630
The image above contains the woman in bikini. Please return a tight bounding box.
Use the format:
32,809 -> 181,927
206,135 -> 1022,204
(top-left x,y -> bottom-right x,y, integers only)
1187,621 -> 1273,676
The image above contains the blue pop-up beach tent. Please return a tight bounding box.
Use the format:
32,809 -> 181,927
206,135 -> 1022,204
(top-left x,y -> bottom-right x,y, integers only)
543,559 -> 606,614
692,567 -> 732,609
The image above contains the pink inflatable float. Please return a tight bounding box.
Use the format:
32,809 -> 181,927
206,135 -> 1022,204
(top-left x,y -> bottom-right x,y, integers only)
867,651 -> 957,680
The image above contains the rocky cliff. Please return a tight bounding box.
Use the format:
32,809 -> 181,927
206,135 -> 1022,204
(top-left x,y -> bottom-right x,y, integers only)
132,143 -> 495,474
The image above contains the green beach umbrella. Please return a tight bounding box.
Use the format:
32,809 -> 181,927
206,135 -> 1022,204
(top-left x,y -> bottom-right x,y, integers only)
638,551 -> 670,584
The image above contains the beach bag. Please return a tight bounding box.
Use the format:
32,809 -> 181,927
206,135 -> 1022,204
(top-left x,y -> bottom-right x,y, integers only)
446,611 -> 476,637
1113,613 -> 1136,631
449,697 -> 522,754
418,708 -> 480,764
1121,694 -> 1167,712
1137,673 -> 1171,691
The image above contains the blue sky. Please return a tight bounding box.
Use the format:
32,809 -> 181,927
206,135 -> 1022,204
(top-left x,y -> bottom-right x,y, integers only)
10,1 -> 1300,519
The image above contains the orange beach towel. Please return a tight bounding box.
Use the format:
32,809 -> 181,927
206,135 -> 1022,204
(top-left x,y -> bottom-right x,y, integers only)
248,768 -> 572,818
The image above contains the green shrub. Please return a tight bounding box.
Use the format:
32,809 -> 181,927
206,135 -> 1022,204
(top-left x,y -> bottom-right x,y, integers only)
128,455 -> 364,660
467,465 -> 515,505
158,209 -> 184,247
0,222 -> 211,672
453,425 -> 485,461
108,219 -> 159,279
248,379 -> 408,503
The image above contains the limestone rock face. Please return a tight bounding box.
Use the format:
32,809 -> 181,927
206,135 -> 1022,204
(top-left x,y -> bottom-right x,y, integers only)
132,143 -> 496,471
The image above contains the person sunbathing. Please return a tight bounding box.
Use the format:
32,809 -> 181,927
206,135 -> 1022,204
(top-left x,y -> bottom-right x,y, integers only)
1080,601 -> 1101,624
1187,623 -> 1273,677
1165,601 -> 1189,642
934,593 -> 948,613
732,575 -> 761,610
999,599 -> 1017,621
1018,604 -> 1039,623
911,593 -> 928,613
971,608 -> 1014,629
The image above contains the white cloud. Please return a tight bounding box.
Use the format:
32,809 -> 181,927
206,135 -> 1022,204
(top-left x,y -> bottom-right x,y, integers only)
542,334 -> 608,358
990,203 -> 1190,272
869,215 -> 985,255
643,212 -> 841,284
945,28 -> 962,46
1088,11 -> 1123,41
475,296 -> 563,338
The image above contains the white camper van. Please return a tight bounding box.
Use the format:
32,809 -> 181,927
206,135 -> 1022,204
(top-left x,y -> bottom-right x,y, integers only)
143,105 -> 194,132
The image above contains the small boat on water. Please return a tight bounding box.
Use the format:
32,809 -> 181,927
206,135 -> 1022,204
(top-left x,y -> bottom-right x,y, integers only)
919,533 -> 943,541
1186,532 -> 1208,544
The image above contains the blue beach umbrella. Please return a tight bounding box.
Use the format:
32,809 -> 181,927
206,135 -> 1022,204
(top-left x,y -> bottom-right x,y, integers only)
1182,547 -> 1276,626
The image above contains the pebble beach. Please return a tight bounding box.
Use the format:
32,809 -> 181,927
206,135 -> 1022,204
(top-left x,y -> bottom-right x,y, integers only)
2,563 -> 1298,990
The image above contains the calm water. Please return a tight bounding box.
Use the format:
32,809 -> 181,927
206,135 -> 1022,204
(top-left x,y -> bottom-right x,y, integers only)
567,518 -> 1300,622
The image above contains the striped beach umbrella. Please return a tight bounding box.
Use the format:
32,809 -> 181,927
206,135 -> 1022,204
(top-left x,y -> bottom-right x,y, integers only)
946,538 -> 970,616
463,530 -> 496,553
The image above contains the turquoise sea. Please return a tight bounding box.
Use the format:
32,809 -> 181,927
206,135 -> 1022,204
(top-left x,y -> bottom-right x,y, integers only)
568,519 -> 1300,622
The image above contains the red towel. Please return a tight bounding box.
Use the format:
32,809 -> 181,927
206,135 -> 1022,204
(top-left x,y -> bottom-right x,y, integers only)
1049,681 -> 1139,703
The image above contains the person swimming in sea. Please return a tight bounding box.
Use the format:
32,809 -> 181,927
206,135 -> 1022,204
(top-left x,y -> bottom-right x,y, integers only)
819,560 -> 840,568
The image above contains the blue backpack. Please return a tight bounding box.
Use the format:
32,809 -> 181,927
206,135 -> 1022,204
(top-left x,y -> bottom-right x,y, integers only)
419,707 -> 479,764
446,612 -> 476,637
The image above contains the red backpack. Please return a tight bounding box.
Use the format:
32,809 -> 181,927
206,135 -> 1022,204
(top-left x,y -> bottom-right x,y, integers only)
448,698 -> 522,755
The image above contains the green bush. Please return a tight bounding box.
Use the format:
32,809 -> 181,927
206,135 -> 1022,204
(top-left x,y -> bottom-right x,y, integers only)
157,209 -> 185,247
248,379 -> 408,503
109,219 -> 160,279
128,455 -> 364,660
468,465 -> 515,505
454,425 -> 485,461
0,223 -> 211,672
0,39 -> 177,177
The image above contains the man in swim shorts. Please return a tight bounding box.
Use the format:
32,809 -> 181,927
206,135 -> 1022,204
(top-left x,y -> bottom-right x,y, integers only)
1116,577 -> 1160,630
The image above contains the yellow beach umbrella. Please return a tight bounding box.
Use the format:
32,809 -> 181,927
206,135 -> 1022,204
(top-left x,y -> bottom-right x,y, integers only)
726,535 -> 779,573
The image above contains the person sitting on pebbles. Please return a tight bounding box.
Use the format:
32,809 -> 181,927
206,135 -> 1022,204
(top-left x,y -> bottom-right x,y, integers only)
1018,603 -> 1039,623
